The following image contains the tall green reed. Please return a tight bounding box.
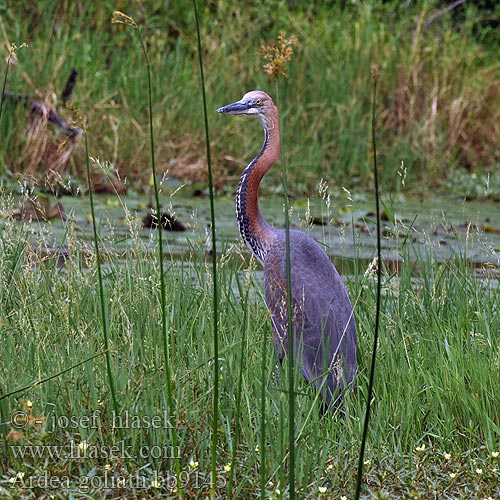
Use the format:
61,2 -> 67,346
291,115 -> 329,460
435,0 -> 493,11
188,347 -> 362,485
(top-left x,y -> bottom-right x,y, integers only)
0,42 -> 27,178
0,44 -> 14,122
354,65 -> 381,499
0,43 -> 15,441
278,81 -> 295,500
111,10 -> 181,494
82,128 -> 120,430
226,282 -> 250,498
259,304 -> 269,500
257,30 -> 300,499
192,2 -> 220,497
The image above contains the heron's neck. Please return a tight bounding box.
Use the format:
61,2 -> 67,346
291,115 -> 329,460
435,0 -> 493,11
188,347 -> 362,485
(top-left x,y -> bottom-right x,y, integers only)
236,114 -> 280,263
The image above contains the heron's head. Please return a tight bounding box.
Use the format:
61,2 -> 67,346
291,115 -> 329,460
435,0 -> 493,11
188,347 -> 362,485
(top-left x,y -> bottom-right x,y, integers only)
217,90 -> 276,124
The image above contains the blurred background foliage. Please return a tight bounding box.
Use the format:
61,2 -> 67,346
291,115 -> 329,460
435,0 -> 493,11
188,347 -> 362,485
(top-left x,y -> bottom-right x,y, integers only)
0,0 -> 499,195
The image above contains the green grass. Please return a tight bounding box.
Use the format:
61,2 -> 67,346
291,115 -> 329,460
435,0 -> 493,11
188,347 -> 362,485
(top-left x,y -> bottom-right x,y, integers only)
0,1 -> 499,194
1,2 -> 499,498
0,193 -> 498,499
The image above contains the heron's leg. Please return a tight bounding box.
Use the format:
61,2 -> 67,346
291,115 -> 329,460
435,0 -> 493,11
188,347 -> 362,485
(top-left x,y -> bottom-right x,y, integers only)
274,362 -> 280,386
274,354 -> 284,386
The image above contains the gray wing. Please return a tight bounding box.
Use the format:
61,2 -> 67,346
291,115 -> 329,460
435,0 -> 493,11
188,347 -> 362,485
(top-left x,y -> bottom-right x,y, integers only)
264,230 -> 357,408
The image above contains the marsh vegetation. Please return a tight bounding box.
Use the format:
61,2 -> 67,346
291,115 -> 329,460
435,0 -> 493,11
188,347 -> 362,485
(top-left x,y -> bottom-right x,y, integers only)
1,1 -> 499,498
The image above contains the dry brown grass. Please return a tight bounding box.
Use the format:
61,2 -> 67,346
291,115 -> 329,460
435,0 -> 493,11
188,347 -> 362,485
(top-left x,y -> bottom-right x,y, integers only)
380,14 -> 500,174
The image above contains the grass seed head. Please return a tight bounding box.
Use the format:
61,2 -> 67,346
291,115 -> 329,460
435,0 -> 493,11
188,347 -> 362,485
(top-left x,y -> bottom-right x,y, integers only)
111,11 -> 138,29
257,31 -> 299,80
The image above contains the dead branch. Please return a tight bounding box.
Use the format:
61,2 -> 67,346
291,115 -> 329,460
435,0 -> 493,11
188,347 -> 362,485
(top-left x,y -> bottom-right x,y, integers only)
423,0 -> 467,30
1,90 -> 82,139
61,68 -> 78,105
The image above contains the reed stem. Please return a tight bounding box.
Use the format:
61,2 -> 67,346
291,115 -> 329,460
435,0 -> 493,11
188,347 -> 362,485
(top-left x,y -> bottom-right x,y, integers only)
192,2 -> 220,497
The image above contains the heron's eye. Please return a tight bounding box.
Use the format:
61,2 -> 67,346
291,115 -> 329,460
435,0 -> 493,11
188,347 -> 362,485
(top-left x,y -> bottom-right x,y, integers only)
255,98 -> 263,106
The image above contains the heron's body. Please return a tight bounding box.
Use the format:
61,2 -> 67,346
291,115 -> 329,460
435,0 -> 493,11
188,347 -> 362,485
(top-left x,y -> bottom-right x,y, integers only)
218,90 -> 357,410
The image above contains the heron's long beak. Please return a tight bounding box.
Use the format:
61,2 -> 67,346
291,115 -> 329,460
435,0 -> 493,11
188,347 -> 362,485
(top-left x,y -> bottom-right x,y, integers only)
217,99 -> 249,115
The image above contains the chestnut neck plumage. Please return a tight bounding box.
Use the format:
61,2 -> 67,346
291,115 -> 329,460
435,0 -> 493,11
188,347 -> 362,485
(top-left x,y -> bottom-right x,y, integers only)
236,108 -> 280,264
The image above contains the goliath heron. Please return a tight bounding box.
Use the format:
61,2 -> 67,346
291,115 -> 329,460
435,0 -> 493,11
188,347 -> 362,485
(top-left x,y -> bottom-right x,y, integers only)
217,90 -> 357,411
